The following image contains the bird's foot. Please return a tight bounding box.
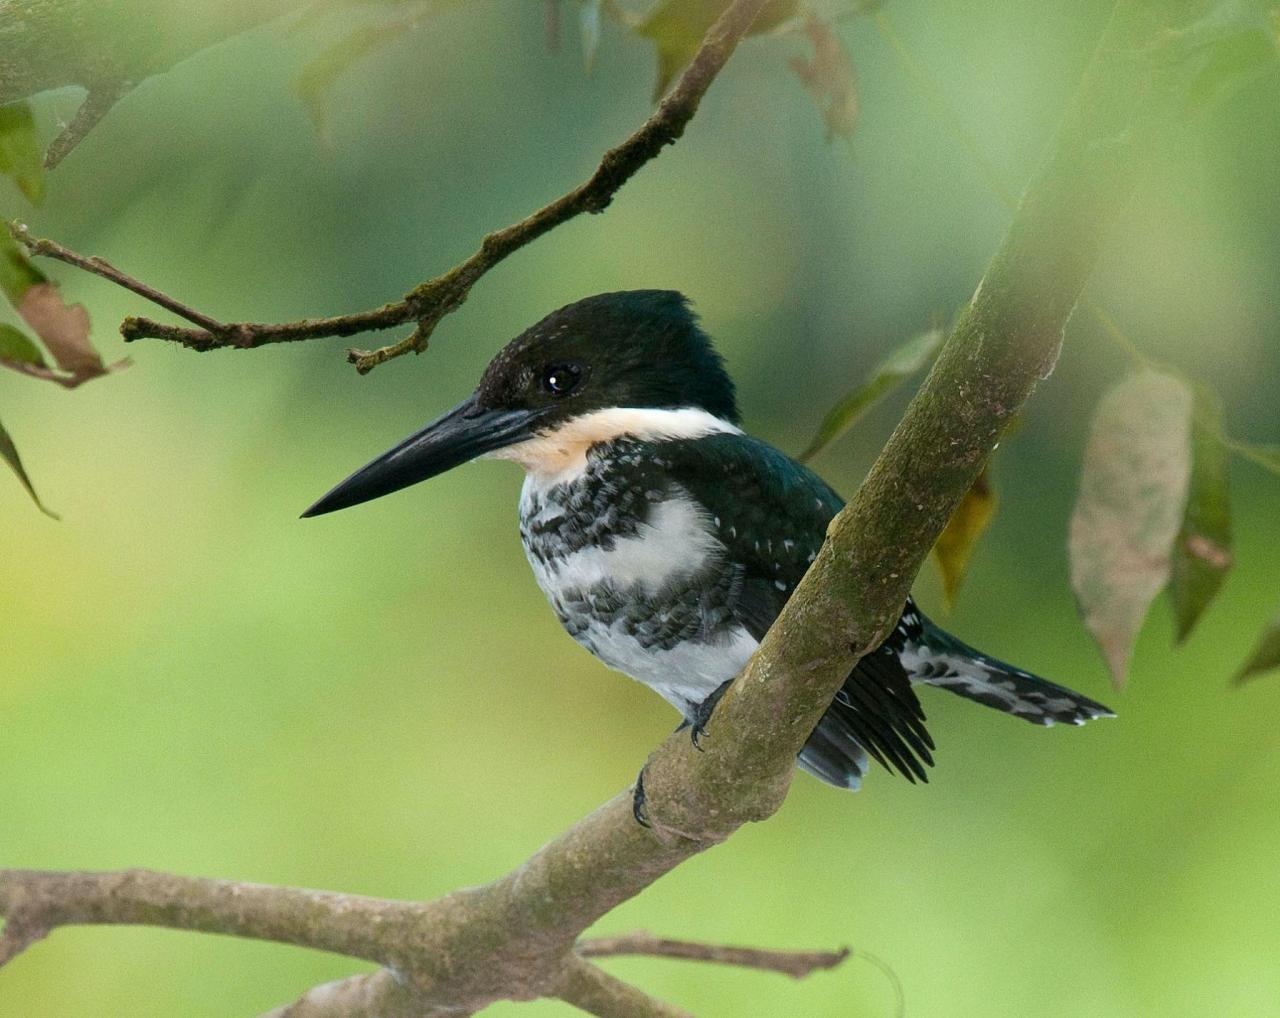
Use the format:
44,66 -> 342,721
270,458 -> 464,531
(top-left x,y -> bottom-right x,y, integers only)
632,765 -> 651,828
687,679 -> 734,750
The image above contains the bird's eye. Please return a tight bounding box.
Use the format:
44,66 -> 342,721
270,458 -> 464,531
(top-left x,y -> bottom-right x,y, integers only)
542,362 -> 583,396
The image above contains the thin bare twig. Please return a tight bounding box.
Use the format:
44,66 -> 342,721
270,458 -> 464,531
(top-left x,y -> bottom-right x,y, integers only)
7,222 -> 229,335
578,931 -> 850,980
19,0 -> 774,373
556,955 -> 696,1018
43,83 -> 130,169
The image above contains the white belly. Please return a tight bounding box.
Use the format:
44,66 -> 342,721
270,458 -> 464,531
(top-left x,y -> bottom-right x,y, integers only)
579,616 -> 758,713
519,477 -> 755,714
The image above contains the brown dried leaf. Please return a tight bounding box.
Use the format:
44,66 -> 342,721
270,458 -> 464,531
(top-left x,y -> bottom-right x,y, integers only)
1,281 -> 125,388
789,14 -> 858,140
1069,370 -> 1194,688
19,283 -> 93,372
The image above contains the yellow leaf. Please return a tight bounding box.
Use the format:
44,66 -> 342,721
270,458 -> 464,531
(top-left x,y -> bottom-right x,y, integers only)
0,101 -> 45,205
636,0 -> 799,101
932,468 -> 996,610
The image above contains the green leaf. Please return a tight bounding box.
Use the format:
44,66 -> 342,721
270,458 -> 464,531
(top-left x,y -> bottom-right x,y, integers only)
635,0 -> 799,101
798,326 -> 945,462
0,102 -> 45,205
0,322 -> 47,367
0,414 -> 57,518
581,0 -> 603,74
1158,1 -> 1280,115
932,467 -> 996,610
1170,384 -> 1233,643
1,228 -> 46,306
789,14 -> 858,140
1236,615 -> 1280,683
294,18 -> 414,141
1069,370 -> 1194,688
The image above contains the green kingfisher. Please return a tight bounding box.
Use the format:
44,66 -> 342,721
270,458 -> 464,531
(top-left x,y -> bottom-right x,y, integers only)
304,291 -> 1112,807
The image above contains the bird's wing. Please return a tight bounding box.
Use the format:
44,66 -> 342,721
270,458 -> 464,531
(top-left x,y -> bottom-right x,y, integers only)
656,433 -> 841,632
655,433 -> 931,779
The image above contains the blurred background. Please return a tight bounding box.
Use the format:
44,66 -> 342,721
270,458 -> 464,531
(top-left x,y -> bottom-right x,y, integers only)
3,2 -> 1280,1015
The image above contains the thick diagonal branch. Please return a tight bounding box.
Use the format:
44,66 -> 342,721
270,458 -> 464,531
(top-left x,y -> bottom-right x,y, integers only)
15,0 -> 778,373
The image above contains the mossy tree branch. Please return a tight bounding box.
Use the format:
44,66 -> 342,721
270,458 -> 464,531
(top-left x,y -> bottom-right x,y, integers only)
0,0 -> 1215,1014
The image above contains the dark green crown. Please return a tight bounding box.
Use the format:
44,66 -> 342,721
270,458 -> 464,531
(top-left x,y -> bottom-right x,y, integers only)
476,290 -> 739,424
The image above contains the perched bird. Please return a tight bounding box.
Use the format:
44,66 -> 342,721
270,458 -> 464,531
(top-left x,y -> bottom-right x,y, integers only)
304,291 -> 1112,810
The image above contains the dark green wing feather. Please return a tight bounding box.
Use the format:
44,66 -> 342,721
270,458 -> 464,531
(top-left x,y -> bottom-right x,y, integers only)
657,433 -> 841,635
655,433 -> 933,781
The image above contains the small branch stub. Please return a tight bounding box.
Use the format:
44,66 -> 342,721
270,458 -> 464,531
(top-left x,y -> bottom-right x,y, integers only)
43,83 -> 131,169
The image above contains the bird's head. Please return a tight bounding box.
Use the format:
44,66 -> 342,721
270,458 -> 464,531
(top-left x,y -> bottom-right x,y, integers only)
302,290 -> 738,517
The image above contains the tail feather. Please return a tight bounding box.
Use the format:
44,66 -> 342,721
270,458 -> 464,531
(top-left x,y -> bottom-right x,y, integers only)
799,641 -> 937,792
798,604 -> 1114,793
799,715 -> 871,790
910,620 -> 1115,727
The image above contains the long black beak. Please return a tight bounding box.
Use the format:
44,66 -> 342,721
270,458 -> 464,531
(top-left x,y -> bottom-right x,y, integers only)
301,394 -> 536,518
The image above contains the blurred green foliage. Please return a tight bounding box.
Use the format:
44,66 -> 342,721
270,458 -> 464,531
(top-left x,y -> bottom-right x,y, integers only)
2,2 -> 1280,1015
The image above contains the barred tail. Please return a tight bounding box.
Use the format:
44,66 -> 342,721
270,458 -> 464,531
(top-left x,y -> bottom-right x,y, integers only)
911,622 -> 1115,727
797,608 -> 1112,792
